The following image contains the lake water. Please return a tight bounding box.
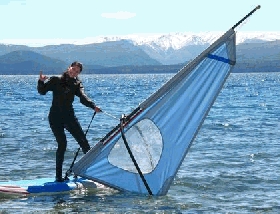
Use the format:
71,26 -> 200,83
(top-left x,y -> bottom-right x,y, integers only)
0,73 -> 280,213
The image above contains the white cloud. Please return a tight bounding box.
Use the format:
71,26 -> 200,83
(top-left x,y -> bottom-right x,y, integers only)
101,11 -> 136,19
0,0 -> 25,5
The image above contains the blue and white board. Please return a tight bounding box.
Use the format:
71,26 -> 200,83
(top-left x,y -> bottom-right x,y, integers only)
0,176 -> 97,196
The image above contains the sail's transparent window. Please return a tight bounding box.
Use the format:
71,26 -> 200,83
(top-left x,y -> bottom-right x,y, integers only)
108,119 -> 163,174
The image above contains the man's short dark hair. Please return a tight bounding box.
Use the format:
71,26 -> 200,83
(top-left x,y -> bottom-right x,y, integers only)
71,61 -> 83,72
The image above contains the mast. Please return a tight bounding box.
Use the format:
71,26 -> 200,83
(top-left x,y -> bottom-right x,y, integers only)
232,5 -> 261,30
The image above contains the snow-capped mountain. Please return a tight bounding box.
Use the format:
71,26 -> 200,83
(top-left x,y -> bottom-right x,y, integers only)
71,31 -> 280,49
1,31 -> 280,67
68,31 -> 280,64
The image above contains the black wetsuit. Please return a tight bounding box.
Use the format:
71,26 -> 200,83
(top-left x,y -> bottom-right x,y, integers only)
37,73 -> 96,180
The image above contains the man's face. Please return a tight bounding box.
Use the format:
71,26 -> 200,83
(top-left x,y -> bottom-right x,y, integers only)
68,65 -> 81,78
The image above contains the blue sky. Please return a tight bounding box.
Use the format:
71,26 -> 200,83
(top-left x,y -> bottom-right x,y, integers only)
0,0 -> 277,46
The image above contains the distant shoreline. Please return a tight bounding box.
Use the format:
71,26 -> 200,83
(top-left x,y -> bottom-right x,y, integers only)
1,70 -> 279,75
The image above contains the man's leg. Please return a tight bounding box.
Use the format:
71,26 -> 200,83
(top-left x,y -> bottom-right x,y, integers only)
49,115 -> 67,181
65,116 -> 91,154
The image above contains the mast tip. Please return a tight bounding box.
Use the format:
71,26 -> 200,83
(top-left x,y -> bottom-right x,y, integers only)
257,5 -> 261,9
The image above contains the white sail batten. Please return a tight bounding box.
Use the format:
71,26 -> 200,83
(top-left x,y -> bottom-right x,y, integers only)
73,29 -> 237,195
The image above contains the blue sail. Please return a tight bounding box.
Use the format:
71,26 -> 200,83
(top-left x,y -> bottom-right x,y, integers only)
73,29 -> 236,195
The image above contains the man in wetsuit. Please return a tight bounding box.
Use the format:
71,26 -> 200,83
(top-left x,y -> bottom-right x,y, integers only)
37,61 -> 101,182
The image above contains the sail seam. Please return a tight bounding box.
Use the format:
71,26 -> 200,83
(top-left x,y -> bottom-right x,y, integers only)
207,53 -> 236,65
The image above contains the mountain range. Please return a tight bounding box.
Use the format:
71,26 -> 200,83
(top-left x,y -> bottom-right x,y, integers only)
0,32 -> 280,74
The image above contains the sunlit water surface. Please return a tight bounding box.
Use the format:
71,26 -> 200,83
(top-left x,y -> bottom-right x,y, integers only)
0,73 -> 279,213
